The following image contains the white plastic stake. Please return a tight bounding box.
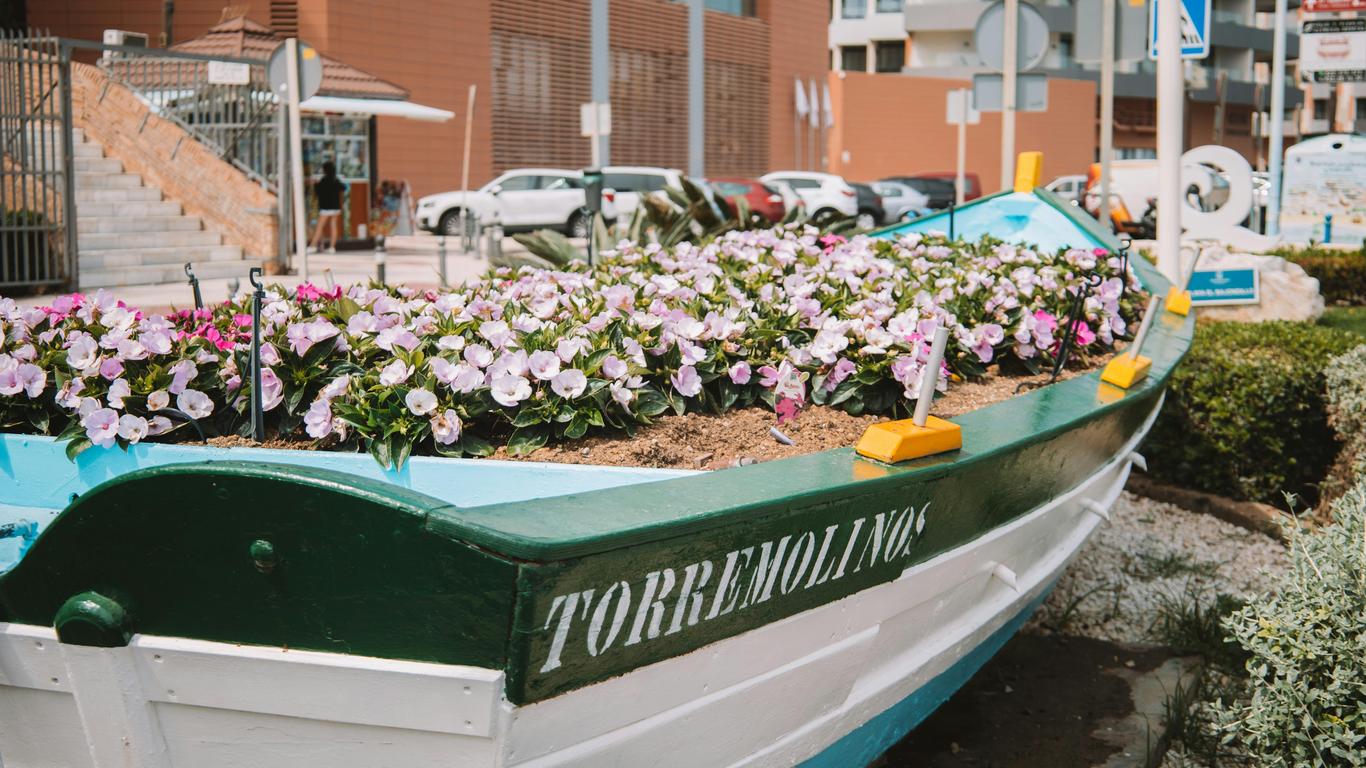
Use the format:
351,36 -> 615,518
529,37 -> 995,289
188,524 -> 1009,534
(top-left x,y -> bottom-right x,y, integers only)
913,326 -> 950,427
1127,295 -> 1161,361
1179,245 -> 1202,291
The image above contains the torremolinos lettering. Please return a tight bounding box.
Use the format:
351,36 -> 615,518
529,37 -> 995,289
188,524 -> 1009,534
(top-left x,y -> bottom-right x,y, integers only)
538,503 -> 931,673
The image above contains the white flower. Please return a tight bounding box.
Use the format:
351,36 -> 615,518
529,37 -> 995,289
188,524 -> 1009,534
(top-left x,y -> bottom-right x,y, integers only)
528,350 -> 561,381
437,334 -> 465,352
602,355 -> 627,380
116,414 -> 149,443
147,389 -> 170,411
146,415 -> 174,436
490,375 -> 532,407
671,365 -> 702,397
168,359 -> 198,395
379,359 -> 415,386
551,369 -> 587,399
450,363 -> 484,393
320,374 -> 351,401
430,408 -> 462,445
260,368 -> 284,412
177,389 -> 215,419
66,335 -> 99,371
106,378 -> 131,408
464,344 -> 494,368
610,382 -> 634,408
405,388 -> 438,416
809,329 -> 850,364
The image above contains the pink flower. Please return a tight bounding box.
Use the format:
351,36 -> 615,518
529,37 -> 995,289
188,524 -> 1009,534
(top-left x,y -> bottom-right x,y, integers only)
296,282 -> 324,301
729,361 -> 752,385
449,363 -> 484,394
671,365 -> 702,397
168,359 -> 197,395
602,355 -> 627,380
99,357 -> 124,381
551,369 -> 587,399
82,407 -> 119,448
528,350 -> 561,381
823,358 -> 856,392
106,378 -> 130,408
1074,321 -> 1096,347
286,319 -> 340,356
464,344 -> 494,369
304,399 -> 333,439
147,389 -> 170,411
430,408 -> 462,445
260,369 -> 284,412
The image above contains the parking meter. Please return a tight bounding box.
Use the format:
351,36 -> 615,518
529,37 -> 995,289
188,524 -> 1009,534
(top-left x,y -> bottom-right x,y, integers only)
583,168 -> 604,214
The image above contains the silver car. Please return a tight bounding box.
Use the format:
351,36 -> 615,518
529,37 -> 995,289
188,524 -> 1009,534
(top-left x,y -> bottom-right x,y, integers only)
870,181 -> 931,222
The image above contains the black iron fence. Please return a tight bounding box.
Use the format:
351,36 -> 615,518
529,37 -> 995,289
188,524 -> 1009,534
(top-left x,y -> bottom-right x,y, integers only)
0,31 -> 76,291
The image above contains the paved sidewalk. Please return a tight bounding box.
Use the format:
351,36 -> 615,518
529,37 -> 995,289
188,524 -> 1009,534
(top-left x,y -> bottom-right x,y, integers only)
18,234 -> 525,312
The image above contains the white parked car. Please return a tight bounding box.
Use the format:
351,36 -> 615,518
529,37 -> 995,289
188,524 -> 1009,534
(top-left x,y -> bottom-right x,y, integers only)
869,180 -> 931,222
1044,174 -> 1088,203
416,168 -> 618,238
601,166 -> 685,217
759,171 -> 859,221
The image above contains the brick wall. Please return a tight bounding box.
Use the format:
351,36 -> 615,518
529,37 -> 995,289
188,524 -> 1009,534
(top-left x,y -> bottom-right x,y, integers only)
760,0 -> 830,173
826,71 -> 1098,192
69,62 -> 277,258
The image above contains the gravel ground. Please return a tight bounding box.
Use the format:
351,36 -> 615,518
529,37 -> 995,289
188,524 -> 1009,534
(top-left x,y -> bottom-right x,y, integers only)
1027,490 -> 1289,643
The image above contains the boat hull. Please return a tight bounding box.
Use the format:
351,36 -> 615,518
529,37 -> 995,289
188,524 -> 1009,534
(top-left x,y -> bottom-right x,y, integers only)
0,395 -> 1156,767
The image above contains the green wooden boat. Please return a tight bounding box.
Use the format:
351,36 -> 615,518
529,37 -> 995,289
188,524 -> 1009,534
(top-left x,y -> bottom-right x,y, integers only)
0,189 -> 1192,767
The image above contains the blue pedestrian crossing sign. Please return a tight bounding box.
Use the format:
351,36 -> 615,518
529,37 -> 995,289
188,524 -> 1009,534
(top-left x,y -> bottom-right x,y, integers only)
1148,0 -> 1212,60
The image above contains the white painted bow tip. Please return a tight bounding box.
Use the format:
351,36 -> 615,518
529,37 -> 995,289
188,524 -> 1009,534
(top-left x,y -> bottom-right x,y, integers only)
990,563 -> 1020,593
1128,451 -> 1148,472
1082,499 -> 1111,521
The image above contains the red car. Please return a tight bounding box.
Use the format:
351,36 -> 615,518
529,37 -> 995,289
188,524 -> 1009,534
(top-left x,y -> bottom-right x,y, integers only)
708,177 -> 787,223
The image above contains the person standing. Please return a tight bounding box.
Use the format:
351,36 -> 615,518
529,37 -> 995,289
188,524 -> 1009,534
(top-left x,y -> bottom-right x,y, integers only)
308,161 -> 346,254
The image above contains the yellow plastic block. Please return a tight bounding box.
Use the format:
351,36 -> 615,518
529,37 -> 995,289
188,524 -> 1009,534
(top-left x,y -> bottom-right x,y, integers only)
1014,151 -> 1043,193
1100,354 -> 1152,389
856,416 -> 962,464
1095,381 -> 1128,405
1164,286 -> 1192,316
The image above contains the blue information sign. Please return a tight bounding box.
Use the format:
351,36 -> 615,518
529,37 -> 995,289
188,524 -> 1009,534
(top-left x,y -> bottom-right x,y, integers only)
1188,268 -> 1260,306
1149,0 -> 1212,60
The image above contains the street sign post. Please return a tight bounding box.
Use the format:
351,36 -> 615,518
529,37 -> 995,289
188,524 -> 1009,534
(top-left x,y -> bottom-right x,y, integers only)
580,102 -> 613,167
1076,0 -> 1148,231
1148,0 -> 1212,60
973,0 -> 1050,188
1304,0 -> 1366,11
268,40 -> 322,279
1300,18 -> 1366,83
946,89 -> 980,205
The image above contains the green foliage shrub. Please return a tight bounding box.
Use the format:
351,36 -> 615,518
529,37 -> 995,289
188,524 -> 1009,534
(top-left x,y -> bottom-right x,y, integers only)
1145,321 -> 1362,507
1271,245 -> 1366,305
1215,482 -> 1366,766
1327,345 -> 1366,483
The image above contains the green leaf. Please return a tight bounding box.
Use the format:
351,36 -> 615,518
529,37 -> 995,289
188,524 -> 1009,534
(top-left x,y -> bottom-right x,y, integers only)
336,296 -> 363,322
368,437 -> 393,469
458,434 -> 495,457
507,426 -> 549,456
65,436 -> 92,462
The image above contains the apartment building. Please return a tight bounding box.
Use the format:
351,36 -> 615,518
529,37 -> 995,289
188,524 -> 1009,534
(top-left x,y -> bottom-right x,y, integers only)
28,0 -> 829,196
829,0 -> 1313,166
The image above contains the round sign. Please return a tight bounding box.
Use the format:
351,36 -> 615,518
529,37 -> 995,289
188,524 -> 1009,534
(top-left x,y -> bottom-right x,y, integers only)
973,1 -> 1050,73
267,41 -> 323,100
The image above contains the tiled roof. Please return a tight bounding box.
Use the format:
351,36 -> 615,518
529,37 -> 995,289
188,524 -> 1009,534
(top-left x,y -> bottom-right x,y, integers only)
170,15 -> 409,100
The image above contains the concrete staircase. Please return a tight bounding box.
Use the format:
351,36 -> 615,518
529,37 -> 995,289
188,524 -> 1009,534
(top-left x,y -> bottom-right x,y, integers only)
66,127 -> 260,289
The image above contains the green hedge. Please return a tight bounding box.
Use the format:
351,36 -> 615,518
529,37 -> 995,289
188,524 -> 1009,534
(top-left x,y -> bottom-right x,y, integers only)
1270,245 -> 1366,305
1145,320 -> 1363,507
1215,480 -> 1366,766
1326,346 -> 1366,489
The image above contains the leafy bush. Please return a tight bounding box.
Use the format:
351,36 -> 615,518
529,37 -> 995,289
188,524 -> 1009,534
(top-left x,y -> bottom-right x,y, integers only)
1327,345 -> 1366,484
1145,321 -> 1362,507
1270,245 -> 1366,305
1215,482 -> 1366,766
0,228 -> 1142,467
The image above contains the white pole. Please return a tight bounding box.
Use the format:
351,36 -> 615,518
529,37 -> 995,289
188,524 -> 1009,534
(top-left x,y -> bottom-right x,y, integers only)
1000,0 -> 1019,191
955,91 -> 968,205
285,38 -> 309,281
1099,0 -> 1115,227
1266,0 -> 1287,236
591,0 -> 610,167
459,84 -> 476,250
1127,295 -> 1161,360
1156,0 -> 1184,282
913,326 -> 950,427
687,0 -> 704,178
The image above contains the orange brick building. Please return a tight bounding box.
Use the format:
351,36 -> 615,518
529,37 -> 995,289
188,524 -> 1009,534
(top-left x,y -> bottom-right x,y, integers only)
29,0 -> 831,198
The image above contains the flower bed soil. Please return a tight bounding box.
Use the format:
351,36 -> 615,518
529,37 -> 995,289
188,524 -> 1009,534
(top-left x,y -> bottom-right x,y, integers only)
200,355 -> 1111,471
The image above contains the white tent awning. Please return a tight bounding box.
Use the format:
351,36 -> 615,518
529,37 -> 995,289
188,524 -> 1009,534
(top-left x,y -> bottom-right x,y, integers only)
300,95 -> 454,122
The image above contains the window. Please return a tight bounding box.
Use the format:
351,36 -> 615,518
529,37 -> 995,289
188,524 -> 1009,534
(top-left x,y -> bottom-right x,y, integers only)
874,41 -> 905,73
1356,98 -> 1366,121
785,178 -> 821,190
713,181 -> 754,196
840,45 -> 868,72
841,0 -> 867,19
705,0 -> 755,15
539,175 -> 582,190
1313,99 -> 1329,121
1115,147 -> 1157,160
876,0 -> 902,11
494,174 -> 538,191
